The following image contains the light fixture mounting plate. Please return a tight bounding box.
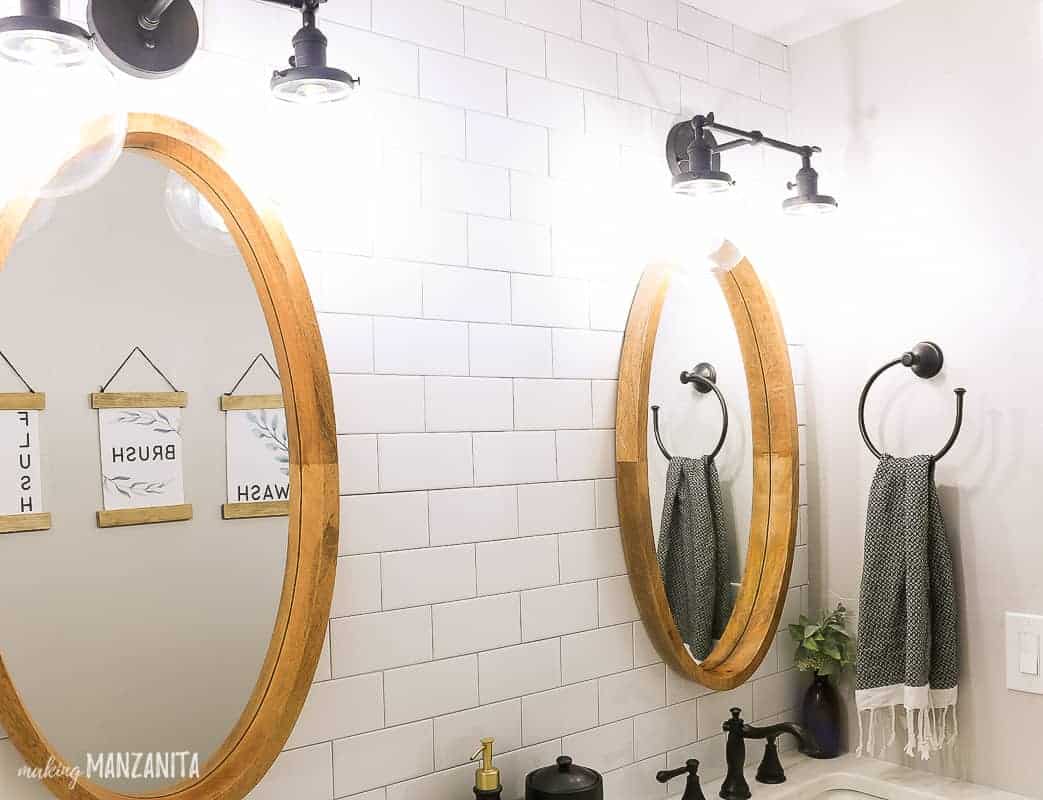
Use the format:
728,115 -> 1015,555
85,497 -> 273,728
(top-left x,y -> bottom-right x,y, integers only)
87,0 -> 199,79
665,120 -> 696,178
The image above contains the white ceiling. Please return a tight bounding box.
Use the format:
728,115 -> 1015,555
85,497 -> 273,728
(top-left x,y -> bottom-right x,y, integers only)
689,0 -> 906,44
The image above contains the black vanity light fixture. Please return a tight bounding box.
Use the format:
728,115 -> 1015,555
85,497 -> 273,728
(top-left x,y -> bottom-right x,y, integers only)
666,112 -> 838,215
270,0 -> 360,104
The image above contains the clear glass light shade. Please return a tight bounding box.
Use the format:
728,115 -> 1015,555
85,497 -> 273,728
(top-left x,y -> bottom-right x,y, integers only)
0,56 -> 126,199
782,196 -> 838,216
272,75 -> 356,105
672,175 -> 734,197
164,171 -> 238,256
0,27 -> 92,68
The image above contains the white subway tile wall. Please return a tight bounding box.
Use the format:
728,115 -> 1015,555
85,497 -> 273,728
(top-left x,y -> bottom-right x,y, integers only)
44,4 -> 810,800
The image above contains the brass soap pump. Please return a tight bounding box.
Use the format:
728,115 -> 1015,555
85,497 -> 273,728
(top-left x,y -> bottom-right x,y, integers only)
471,738 -> 502,800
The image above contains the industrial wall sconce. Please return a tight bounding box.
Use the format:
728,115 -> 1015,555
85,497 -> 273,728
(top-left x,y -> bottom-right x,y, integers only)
0,0 -> 358,102
666,112 -> 838,215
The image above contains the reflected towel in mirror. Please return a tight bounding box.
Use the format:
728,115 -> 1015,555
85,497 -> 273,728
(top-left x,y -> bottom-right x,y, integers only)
657,456 -> 734,661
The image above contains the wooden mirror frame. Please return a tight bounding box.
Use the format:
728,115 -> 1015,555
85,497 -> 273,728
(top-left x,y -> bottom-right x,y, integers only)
0,114 -> 339,800
615,245 -> 797,691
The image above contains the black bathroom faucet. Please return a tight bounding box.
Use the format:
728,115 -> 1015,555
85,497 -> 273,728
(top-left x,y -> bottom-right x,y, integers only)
720,708 -> 819,800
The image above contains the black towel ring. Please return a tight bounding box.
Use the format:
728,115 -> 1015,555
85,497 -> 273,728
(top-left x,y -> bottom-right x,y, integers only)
651,361 -> 729,462
858,341 -> 966,462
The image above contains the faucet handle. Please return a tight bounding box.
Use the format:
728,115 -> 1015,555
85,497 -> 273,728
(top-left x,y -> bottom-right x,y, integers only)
722,707 -> 746,734
655,760 -> 706,800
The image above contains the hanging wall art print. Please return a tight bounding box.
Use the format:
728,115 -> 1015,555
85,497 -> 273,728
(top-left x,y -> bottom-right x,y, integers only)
92,348 -> 193,528
0,352 -> 50,534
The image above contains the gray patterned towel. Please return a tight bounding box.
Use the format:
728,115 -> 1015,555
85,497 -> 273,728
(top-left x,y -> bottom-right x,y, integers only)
657,456 -> 733,661
855,455 -> 960,760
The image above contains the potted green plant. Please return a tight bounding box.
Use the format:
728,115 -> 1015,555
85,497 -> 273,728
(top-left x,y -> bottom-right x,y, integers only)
789,604 -> 855,758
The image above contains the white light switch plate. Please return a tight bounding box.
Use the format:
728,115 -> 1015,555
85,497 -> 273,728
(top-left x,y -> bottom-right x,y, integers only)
1006,612 -> 1043,695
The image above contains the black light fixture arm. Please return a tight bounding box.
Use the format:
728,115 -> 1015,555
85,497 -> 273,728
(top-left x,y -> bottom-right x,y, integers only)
138,0 -> 175,30
694,113 -> 820,161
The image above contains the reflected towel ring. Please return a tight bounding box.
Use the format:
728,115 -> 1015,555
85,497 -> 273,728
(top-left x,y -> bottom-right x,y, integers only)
857,341 -> 966,462
651,362 -> 729,462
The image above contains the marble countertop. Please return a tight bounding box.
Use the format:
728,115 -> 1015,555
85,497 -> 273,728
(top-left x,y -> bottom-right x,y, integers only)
674,755 -> 1028,800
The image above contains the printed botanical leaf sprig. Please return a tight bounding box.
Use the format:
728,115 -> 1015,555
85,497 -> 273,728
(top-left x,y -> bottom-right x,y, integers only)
247,409 -> 290,476
116,409 -> 181,435
789,603 -> 856,677
104,474 -> 172,500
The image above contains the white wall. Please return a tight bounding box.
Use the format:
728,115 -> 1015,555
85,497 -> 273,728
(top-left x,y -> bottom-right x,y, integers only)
789,0 -> 1043,795
0,2 -> 815,799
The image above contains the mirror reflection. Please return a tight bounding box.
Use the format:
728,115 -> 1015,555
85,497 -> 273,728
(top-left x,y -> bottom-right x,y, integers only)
0,152 -> 287,793
648,265 -> 752,662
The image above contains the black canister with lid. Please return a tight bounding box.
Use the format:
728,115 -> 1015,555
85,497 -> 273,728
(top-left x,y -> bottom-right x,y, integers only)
525,756 -> 603,800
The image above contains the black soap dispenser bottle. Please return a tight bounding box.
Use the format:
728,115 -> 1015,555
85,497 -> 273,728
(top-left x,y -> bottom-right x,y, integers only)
472,738 -> 502,800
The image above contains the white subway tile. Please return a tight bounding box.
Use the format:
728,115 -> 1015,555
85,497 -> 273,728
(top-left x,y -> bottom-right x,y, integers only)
581,1 -> 648,60
333,374 -> 426,434
760,64 -> 790,107
517,481 -> 596,536
374,207 -> 467,265
458,0 -> 506,12
379,433 -> 474,491
422,156 -> 510,217
514,379 -> 592,430
522,681 -> 598,744
584,93 -> 653,143
592,381 -> 617,428
326,26 -> 421,95
790,545 -> 809,588
467,111 -> 549,173
633,622 -> 660,667
382,544 -> 477,609
732,27 -> 786,70
333,721 -> 434,798
589,280 -> 637,331
616,0 -> 676,26
696,684 -> 752,736
522,580 -> 597,640
634,699 -> 698,760
667,734 -> 725,782
433,593 -> 522,657
604,755 -> 668,800
320,314 -> 374,373
594,479 -> 619,527
751,669 -> 803,719
666,666 -> 711,704
385,655 -> 479,725
331,607 -> 432,677
507,72 -> 585,131
599,663 -> 665,722
374,317 -> 469,376
561,623 -> 634,683
478,639 -> 561,703
512,274 -> 590,328
321,255 -> 423,317
341,491 -> 429,555
287,674 -> 384,749
316,628 -> 333,682
708,45 -> 759,98
343,791 -> 386,800
373,0 -> 464,53
477,534 -> 559,593
553,329 -> 622,379
598,574 -> 640,625
510,170 -> 553,223
507,0 -> 581,37
677,5 -> 731,48
559,528 -> 626,582
618,57 -> 681,111
469,217 -> 552,274
557,429 -> 615,480
339,434 -> 379,494
421,49 -> 507,114
470,323 -> 553,377
423,265 -> 511,324
563,719 -> 635,774
433,700 -> 522,770
248,742 -> 333,800
372,93 -> 466,159
429,485 -> 519,545
474,431 -> 557,486
649,24 -> 708,80
425,376 -> 514,432
333,554 -> 382,617
546,34 -> 618,95
797,505 -> 808,547
465,9 -> 546,76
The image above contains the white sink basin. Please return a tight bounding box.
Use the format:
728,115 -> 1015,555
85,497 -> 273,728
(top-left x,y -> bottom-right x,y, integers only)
815,792 -> 884,799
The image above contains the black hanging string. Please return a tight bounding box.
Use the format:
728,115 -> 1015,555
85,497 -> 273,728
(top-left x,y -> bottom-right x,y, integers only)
99,347 -> 179,393
0,350 -> 36,393
226,353 -> 280,396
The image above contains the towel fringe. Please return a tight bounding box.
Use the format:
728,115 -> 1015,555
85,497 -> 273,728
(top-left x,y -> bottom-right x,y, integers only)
855,708 -> 864,758
856,701 -> 958,761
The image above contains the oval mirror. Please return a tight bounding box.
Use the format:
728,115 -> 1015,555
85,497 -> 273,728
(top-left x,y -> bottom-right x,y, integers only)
616,242 -> 798,690
0,115 -> 338,800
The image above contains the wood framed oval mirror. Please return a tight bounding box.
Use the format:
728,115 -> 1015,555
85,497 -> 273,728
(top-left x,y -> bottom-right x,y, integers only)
615,242 -> 797,690
0,114 -> 338,800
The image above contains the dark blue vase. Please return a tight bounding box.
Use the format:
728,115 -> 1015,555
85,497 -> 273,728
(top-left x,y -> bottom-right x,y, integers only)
802,673 -> 841,758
